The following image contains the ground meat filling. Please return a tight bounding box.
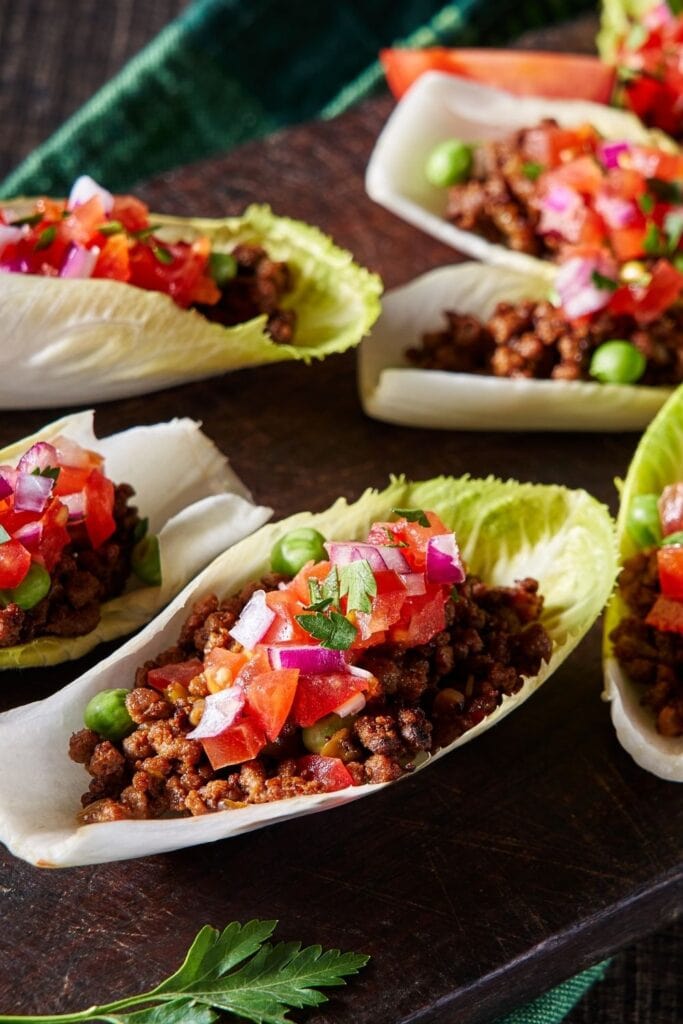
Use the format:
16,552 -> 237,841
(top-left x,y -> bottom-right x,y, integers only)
610,549 -> 683,737
195,243 -> 297,344
71,572 -> 552,822
406,300 -> 683,385
0,484 -> 141,648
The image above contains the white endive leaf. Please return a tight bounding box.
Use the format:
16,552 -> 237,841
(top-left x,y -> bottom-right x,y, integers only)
358,263 -> 673,431
603,386 -> 683,780
0,411 -> 272,668
0,475 -> 616,866
0,204 -> 382,408
365,73 -> 674,274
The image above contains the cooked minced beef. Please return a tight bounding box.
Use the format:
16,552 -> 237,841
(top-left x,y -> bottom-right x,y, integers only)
195,243 -> 297,344
70,572 -> 552,822
610,549 -> 683,737
406,300 -> 683,384
0,484 -> 141,647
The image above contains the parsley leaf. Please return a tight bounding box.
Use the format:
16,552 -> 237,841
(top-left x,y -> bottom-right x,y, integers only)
307,567 -> 340,610
638,193 -> 655,215
295,610 -> 357,649
0,919 -> 369,1024
521,160 -> 544,181
30,466 -> 60,481
392,507 -> 429,527
591,270 -> 618,292
339,559 -> 377,614
152,244 -> 174,265
35,225 -> 56,250
643,221 -> 665,256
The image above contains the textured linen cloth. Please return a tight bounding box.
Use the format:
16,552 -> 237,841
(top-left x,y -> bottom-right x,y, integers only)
0,1 -> 624,1020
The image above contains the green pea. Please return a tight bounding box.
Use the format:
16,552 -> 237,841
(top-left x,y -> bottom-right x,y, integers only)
627,493 -> 661,548
209,251 -> 238,287
302,713 -> 347,754
84,688 -> 135,741
0,564 -> 51,610
132,534 -> 162,587
589,340 -> 647,385
271,527 -> 327,576
425,139 -> 474,188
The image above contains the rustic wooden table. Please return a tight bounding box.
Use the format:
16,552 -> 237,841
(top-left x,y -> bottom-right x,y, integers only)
0,94 -> 681,1023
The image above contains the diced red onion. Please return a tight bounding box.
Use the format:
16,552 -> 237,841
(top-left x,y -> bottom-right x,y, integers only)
52,435 -> 95,469
399,572 -> 426,596
0,470 -> 15,500
597,141 -> 631,170
347,665 -> 373,685
644,1 -> 675,30
60,243 -> 100,279
14,520 -> 42,548
594,192 -> 638,230
556,256 -> 615,320
426,535 -> 465,585
67,176 -> 114,214
538,185 -> 585,243
14,472 -> 54,514
62,492 -> 86,521
377,546 -> 411,573
325,541 -> 410,573
268,645 -> 348,673
17,442 -> 59,475
333,691 -> 367,718
229,589 -> 276,649
187,684 -> 245,739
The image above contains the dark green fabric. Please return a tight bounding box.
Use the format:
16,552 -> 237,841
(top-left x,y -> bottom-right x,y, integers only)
0,0 -> 596,197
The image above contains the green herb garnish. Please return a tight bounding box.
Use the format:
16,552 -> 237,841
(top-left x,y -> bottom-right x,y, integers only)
131,224 -> 162,240
643,221 -> 664,256
8,212 -> 42,228
339,559 -> 377,614
638,193 -> 655,215
97,220 -> 124,236
295,609 -> 358,650
35,226 -> 56,250
0,919 -> 369,1024
392,507 -> 429,527
152,244 -> 174,265
591,270 -> 618,292
307,568 -> 340,610
521,161 -> 544,181
648,177 -> 683,204
30,466 -> 60,481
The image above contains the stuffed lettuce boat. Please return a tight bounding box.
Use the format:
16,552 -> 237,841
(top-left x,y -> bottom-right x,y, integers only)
604,385 -> 683,780
0,190 -> 382,407
358,263 -> 674,431
366,73 -> 674,277
0,411 -> 271,668
0,475 -> 616,867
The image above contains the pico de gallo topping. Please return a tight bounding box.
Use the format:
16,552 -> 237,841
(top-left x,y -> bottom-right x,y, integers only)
431,120 -> 683,324
70,509 -> 553,822
610,482 -> 683,736
0,435 -> 157,646
0,176 -> 296,341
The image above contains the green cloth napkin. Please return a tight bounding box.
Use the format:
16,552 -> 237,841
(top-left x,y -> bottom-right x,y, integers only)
0,1 -> 615,1019
0,0 -> 597,197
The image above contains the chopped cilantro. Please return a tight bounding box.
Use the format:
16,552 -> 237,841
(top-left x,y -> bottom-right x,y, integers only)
392,507 -> 429,527
638,193 -> 655,215
97,220 -> 124,236
35,225 -> 56,250
295,609 -> 357,649
339,559 -> 377,614
152,244 -> 174,265
521,161 -> 544,181
643,222 -> 664,256
648,177 -> 683,204
9,212 -> 43,227
30,465 -> 60,481
591,270 -> 618,292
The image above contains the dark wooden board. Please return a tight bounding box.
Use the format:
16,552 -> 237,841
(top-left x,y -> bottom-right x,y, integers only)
0,94 -> 681,1024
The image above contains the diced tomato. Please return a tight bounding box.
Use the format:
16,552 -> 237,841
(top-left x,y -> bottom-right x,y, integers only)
379,48 -> 615,104
288,560 -> 332,606
111,195 -> 150,233
128,239 -> 217,308
609,259 -> 683,323
201,719 -> 266,769
263,589 -> 312,645
204,647 -> 250,692
147,658 -> 205,691
369,570 -> 407,631
628,146 -> 683,182
32,497 -> 70,572
94,234 -> 131,282
657,546 -> 683,600
83,469 -> 115,549
297,754 -> 355,792
609,225 -> 648,262
605,168 -> 647,201
390,586 -> 447,646
0,539 -> 31,589
645,594 -> 683,635
524,126 -> 597,170
245,668 -> 299,741
35,198 -> 66,220
63,196 -> 106,246
548,156 -> 604,196
53,465 -> 92,497
292,672 -> 368,728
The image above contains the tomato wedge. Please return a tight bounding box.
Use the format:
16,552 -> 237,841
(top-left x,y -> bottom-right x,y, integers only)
147,659 -> 204,691
0,539 -> 31,589
297,754 -> 355,792
245,668 -> 299,741
202,719 -> 266,770
657,546 -> 683,601
380,48 -> 615,103
293,672 -> 368,728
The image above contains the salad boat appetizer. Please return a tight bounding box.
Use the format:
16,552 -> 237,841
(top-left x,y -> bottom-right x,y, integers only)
604,384 -> 683,780
0,178 -> 382,407
0,475 -> 616,866
0,411 -> 270,668
358,263 -> 674,430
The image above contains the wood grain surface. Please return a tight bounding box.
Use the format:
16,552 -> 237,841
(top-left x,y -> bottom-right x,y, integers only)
0,92 -> 681,1024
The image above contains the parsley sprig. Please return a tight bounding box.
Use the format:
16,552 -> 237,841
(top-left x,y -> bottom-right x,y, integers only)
0,920 -> 368,1024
